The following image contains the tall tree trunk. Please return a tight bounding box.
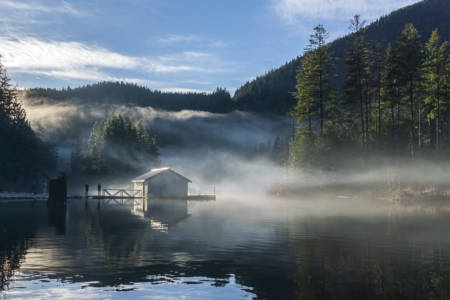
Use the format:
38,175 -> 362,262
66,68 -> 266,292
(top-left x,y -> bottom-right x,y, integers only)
436,83 -> 440,149
430,118 -> 436,146
319,71 -> 323,136
391,104 -> 395,134
365,82 -> 370,149
308,110 -> 312,134
418,101 -> 422,151
360,92 -> 365,148
377,86 -> 381,142
409,80 -> 415,158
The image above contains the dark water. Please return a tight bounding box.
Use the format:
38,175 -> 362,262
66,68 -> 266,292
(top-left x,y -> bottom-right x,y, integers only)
1,196 -> 450,299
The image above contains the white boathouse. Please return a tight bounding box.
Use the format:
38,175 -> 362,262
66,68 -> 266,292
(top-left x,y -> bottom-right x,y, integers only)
132,167 -> 191,198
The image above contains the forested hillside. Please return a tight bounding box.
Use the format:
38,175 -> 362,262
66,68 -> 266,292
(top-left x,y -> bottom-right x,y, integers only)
287,15 -> 450,170
25,82 -> 234,113
233,0 -> 450,114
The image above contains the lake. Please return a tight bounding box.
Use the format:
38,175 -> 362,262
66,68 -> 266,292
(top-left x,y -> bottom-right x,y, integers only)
1,196 -> 450,299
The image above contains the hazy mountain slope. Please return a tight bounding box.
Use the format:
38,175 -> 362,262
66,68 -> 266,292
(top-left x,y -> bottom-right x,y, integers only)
233,0 -> 450,114
24,82 -> 234,113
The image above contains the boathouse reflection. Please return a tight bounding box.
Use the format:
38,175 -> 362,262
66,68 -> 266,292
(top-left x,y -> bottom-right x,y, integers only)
132,197 -> 189,227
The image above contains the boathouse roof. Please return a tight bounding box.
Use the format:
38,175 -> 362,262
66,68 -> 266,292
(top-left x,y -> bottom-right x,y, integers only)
132,167 -> 192,183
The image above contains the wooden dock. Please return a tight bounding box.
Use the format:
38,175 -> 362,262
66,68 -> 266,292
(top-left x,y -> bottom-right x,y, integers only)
0,188 -> 216,202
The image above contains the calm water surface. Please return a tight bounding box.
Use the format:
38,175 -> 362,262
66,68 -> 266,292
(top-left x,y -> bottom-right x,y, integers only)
1,196 -> 450,299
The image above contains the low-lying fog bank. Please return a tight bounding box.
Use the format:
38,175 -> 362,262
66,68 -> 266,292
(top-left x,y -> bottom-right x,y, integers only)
21,96 -> 450,205
22,97 -> 291,154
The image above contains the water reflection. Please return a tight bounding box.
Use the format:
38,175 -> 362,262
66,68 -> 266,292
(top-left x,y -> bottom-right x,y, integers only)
131,197 -> 190,229
1,198 -> 450,299
47,206 -> 66,235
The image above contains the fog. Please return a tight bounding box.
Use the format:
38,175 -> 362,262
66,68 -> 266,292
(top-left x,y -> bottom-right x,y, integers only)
21,96 -> 450,202
21,96 -> 290,192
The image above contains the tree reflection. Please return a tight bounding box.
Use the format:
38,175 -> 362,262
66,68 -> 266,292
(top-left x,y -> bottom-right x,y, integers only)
0,202 -> 47,290
289,215 -> 450,299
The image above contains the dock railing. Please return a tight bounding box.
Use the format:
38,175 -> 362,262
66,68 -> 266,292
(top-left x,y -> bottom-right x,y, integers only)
102,189 -> 143,198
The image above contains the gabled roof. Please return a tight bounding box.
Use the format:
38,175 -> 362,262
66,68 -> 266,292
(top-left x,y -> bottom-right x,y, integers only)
132,167 -> 192,183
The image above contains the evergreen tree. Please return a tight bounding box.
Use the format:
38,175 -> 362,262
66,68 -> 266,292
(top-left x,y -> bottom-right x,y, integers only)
292,51 -> 318,133
381,43 -> 401,145
344,15 -> 370,149
371,42 -> 384,143
290,25 -> 339,168
0,59 -> 55,191
71,114 -> 159,177
422,29 -> 448,149
393,24 -> 423,157
292,25 -> 334,136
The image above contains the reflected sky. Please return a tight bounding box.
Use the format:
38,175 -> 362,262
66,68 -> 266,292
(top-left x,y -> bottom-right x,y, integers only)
1,197 -> 450,299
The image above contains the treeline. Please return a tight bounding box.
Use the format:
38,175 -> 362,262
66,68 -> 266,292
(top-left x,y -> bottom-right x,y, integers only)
289,18 -> 450,169
0,62 -> 55,192
70,114 -> 159,177
26,82 -> 234,113
233,0 -> 450,114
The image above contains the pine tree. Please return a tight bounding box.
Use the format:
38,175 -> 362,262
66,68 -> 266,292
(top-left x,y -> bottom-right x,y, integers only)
394,24 -> 423,157
290,25 -> 335,168
381,44 -> 400,144
344,15 -> 370,149
371,42 -> 384,143
0,59 -> 55,191
292,51 -> 318,133
72,115 -> 159,176
292,25 -> 333,136
422,29 -> 448,149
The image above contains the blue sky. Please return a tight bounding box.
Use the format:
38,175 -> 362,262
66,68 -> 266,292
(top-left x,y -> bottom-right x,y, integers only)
0,0 -> 421,94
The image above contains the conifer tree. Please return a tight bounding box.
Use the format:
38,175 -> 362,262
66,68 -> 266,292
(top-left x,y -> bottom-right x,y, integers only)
293,25 -> 332,136
0,59 -> 55,191
344,15 -> 370,148
292,51 -> 318,134
381,44 -> 400,141
394,24 -> 423,157
371,42 -> 384,142
422,29 -> 448,149
290,25 -> 335,168
72,115 -> 159,176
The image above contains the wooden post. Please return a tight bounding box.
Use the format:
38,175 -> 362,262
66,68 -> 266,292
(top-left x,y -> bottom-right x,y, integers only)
97,184 -> 101,197
48,173 -> 67,207
85,184 -> 89,199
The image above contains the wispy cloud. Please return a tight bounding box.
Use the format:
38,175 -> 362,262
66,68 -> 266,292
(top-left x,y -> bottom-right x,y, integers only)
157,34 -> 228,48
0,36 -> 230,83
1,37 -> 139,70
0,0 -> 80,15
272,0 -> 421,23
161,87 -> 210,94
158,34 -> 201,45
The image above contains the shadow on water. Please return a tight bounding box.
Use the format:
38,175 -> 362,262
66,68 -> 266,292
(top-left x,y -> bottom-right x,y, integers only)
1,197 -> 450,299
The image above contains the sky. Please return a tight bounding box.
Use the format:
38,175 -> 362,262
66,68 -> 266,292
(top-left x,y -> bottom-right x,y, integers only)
0,0 -> 421,94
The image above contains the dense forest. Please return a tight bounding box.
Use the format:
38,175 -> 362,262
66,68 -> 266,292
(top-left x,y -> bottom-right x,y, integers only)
288,18 -> 450,170
0,62 -> 55,192
25,83 -> 234,113
70,114 -> 159,178
233,0 -> 450,114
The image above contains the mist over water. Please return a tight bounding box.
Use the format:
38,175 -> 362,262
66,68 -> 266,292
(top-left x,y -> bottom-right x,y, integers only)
20,95 -> 450,199
2,191 -> 450,299
0,97 -> 449,300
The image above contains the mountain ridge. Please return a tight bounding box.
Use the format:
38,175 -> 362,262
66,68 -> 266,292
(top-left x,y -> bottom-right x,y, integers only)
232,0 -> 450,114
